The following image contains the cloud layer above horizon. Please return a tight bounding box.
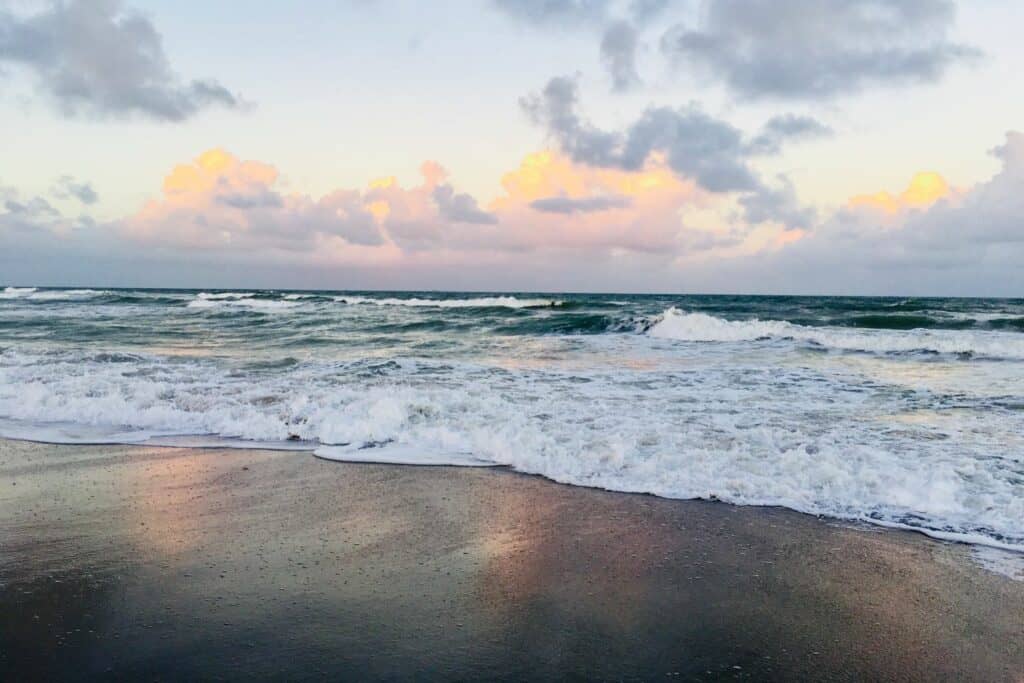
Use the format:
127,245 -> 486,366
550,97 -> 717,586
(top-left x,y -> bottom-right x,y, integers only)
5,131 -> 1023,294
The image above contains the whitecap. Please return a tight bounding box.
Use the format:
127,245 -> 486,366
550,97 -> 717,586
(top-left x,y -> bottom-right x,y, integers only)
0,287 -> 38,299
647,307 -> 1024,359
335,295 -> 562,309
187,297 -> 298,310
194,292 -> 256,300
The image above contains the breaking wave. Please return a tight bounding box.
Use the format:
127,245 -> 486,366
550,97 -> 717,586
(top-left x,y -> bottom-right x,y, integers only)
1,287 -> 109,301
335,295 -> 563,309
187,293 -> 299,310
647,308 -> 1024,359
0,347 -> 1021,551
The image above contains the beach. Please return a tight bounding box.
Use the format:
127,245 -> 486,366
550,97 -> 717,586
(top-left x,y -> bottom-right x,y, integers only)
5,0 -> 1024,678
2,438 -> 1021,681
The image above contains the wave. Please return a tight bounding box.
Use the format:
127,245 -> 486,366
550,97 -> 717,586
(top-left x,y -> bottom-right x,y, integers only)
335,295 -> 563,309
845,314 -> 946,330
494,313 -> 618,336
0,348 -> 1022,551
27,289 -> 110,301
1,287 -> 109,301
647,310 -> 791,342
194,291 -> 256,300
647,308 -> 1024,359
989,317 -> 1024,331
187,296 -> 299,311
1,287 -> 38,298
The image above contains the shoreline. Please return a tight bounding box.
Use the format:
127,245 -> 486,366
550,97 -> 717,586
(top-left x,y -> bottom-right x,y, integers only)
6,431 -> 1021,554
2,438 -> 1023,680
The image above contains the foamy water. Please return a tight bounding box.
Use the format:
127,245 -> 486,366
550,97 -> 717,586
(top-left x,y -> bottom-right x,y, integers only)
1,288 -> 1023,551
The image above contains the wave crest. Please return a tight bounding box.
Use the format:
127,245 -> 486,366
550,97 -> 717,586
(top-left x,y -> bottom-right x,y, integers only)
1,287 -> 38,298
1,287 -> 109,301
647,308 -> 1024,358
335,295 -> 563,309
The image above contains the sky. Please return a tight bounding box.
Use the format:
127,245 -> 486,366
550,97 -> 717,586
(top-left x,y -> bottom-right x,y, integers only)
1,0 -> 1022,294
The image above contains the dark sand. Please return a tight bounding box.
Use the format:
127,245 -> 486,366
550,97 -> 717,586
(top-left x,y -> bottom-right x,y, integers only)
1,439 -> 1022,682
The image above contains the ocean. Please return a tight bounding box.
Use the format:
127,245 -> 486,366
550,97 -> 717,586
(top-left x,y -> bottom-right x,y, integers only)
1,286 -> 1022,551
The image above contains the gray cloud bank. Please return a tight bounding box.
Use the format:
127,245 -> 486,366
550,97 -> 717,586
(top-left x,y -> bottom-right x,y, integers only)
530,194 -> 633,214
661,0 -> 979,100
494,0 -> 976,100
51,176 -> 98,204
522,75 -> 827,227
0,0 -> 241,120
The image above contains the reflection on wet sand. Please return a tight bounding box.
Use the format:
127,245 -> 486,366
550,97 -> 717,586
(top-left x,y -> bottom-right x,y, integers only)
1,440 -> 1022,680
470,478 -> 1024,680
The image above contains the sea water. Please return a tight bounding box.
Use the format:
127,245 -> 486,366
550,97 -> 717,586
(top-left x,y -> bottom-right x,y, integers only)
1,286 -> 1022,550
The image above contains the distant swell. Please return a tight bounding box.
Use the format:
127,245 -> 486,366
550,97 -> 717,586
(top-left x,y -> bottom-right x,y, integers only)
845,314 -> 946,330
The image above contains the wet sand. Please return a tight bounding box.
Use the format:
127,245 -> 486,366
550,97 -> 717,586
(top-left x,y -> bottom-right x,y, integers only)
1,438 -> 1022,681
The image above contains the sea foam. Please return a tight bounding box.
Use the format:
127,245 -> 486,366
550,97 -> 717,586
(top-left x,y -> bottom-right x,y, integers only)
335,295 -> 562,309
648,307 -> 1024,359
1,287 -> 38,298
0,345 -> 1021,551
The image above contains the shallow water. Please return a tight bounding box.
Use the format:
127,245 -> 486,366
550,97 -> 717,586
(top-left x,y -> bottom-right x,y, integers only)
1,286 -> 1023,550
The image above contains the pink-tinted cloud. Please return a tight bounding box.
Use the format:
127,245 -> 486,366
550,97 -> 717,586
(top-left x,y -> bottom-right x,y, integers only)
122,149 -> 382,250
6,134 -> 1022,294
119,147 -> 764,264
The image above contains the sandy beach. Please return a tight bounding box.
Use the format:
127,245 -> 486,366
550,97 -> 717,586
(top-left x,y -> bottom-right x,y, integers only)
1,438 -> 1022,681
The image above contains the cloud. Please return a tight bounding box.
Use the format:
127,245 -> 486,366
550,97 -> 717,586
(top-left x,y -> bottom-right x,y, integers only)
111,145 -> 758,265
493,1 -> 654,93
0,185 -> 93,235
0,0 -> 241,120
122,149 -> 383,250
423,162 -> 498,225
849,171 -> 953,214
737,131 -> 1024,294
51,175 -> 98,204
660,0 -> 979,100
433,184 -> 499,225
600,20 -> 641,92
491,0 -> 612,26
746,115 -> 833,156
530,194 -> 632,214
522,75 -> 825,228
738,176 -> 816,231
895,132 -> 1024,249
31,134 -> 1018,294
7,133 -> 1024,294
488,150 -> 738,254
629,0 -> 671,25
522,75 -> 760,192
120,152 -> 507,257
